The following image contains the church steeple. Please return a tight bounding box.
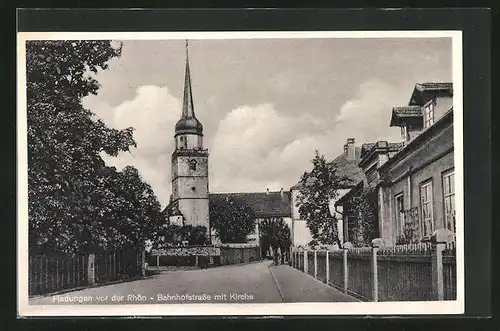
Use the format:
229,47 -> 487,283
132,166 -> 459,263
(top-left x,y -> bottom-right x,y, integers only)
175,40 -> 203,137
182,40 -> 195,119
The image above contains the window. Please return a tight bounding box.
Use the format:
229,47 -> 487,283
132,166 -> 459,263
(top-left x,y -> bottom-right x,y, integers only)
179,136 -> 185,149
189,159 -> 197,171
395,193 -> 405,237
420,180 -> 434,237
400,125 -> 407,140
442,170 -> 456,233
423,101 -> 435,129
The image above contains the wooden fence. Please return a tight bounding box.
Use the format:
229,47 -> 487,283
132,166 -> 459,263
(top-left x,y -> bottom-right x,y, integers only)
291,230 -> 457,302
29,247 -> 143,296
220,245 -> 260,265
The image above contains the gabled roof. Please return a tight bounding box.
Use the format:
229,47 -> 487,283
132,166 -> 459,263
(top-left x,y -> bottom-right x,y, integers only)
390,106 -> 423,127
328,147 -> 365,187
334,181 -> 364,206
291,146 -> 367,191
379,108 -> 454,174
209,191 -> 292,218
409,82 -> 453,106
358,141 -> 405,168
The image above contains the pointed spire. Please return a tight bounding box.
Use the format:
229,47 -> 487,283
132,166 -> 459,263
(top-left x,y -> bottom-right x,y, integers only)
182,39 -> 195,119
174,39 -> 203,137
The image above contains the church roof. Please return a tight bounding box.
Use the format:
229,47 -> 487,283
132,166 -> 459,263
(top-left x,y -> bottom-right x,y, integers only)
209,191 -> 292,218
175,40 -> 203,136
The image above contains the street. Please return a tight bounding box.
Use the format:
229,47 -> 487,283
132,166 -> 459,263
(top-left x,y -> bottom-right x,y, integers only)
29,260 -> 357,305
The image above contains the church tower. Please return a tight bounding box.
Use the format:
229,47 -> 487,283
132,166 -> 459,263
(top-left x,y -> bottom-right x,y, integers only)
170,40 -> 210,229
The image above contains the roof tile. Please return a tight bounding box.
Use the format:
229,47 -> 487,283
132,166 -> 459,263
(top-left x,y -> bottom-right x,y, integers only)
209,191 -> 292,218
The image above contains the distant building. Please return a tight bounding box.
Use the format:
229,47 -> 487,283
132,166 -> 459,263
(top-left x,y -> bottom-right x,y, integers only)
209,190 -> 292,245
290,138 -> 368,247
335,82 -> 455,246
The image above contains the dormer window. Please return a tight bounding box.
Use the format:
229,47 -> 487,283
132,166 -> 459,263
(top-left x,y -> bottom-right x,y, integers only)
423,100 -> 435,129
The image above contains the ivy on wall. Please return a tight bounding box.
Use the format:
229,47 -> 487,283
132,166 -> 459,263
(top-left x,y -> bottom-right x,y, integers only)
350,187 -> 379,247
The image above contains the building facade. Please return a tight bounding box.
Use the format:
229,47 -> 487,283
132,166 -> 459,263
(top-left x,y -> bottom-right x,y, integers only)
378,83 -> 454,245
335,82 -> 455,247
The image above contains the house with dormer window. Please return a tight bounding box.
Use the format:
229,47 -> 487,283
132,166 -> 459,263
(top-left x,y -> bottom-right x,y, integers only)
335,82 -> 455,246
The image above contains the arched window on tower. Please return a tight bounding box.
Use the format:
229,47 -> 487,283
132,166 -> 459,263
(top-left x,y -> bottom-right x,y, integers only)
189,159 -> 197,171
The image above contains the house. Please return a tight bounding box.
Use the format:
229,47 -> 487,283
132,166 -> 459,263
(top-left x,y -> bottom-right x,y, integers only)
208,190 -> 292,245
290,138 -> 368,247
335,141 -> 404,245
335,82 -> 455,246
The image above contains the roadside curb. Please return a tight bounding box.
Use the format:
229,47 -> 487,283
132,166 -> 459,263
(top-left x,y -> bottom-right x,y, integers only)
267,265 -> 285,302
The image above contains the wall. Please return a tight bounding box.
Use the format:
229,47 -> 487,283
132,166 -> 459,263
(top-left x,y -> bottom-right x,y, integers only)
179,198 -> 209,228
434,96 -> 453,122
176,134 -> 203,150
379,121 -> 454,245
172,155 -> 209,179
293,220 -> 313,247
291,188 -> 349,247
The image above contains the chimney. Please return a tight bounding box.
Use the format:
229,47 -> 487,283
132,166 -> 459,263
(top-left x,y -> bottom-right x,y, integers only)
346,137 -> 356,161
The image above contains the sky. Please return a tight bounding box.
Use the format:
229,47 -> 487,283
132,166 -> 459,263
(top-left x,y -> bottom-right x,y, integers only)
82,37 -> 452,208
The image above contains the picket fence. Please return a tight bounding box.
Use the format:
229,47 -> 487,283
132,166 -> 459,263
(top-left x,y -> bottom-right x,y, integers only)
291,234 -> 457,302
29,247 -> 144,296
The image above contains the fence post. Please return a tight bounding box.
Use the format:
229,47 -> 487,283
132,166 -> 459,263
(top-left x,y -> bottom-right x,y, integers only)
431,229 -> 454,301
87,254 -> 96,285
314,250 -> 318,278
141,250 -> 146,277
303,250 -> 308,274
326,250 -> 330,285
343,242 -> 353,294
371,238 -> 384,302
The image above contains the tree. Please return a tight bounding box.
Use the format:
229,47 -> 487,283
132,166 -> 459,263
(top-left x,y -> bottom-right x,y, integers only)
295,150 -> 348,247
27,40 -> 161,253
259,218 -> 292,264
209,198 -> 255,243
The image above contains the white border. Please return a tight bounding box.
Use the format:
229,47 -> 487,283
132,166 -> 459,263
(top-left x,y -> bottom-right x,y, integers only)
17,30 -> 464,317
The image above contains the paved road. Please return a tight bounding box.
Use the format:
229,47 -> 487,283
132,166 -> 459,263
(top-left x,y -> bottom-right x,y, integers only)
29,260 -> 356,305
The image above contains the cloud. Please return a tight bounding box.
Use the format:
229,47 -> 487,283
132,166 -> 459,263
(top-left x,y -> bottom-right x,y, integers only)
83,85 -> 182,208
209,79 -> 403,193
83,79 -> 404,208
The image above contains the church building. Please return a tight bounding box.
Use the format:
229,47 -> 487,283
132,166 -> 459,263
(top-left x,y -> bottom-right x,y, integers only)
166,41 -> 210,230
162,41 -> 292,245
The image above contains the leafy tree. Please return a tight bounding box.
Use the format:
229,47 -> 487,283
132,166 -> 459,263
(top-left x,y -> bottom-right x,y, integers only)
153,224 -> 209,248
259,218 -> 292,264
27,40 -> 161,253
350,187 -> 379,247
295,150 -> 347,247
180,225 -> 209,245
209,198 -> 255,243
